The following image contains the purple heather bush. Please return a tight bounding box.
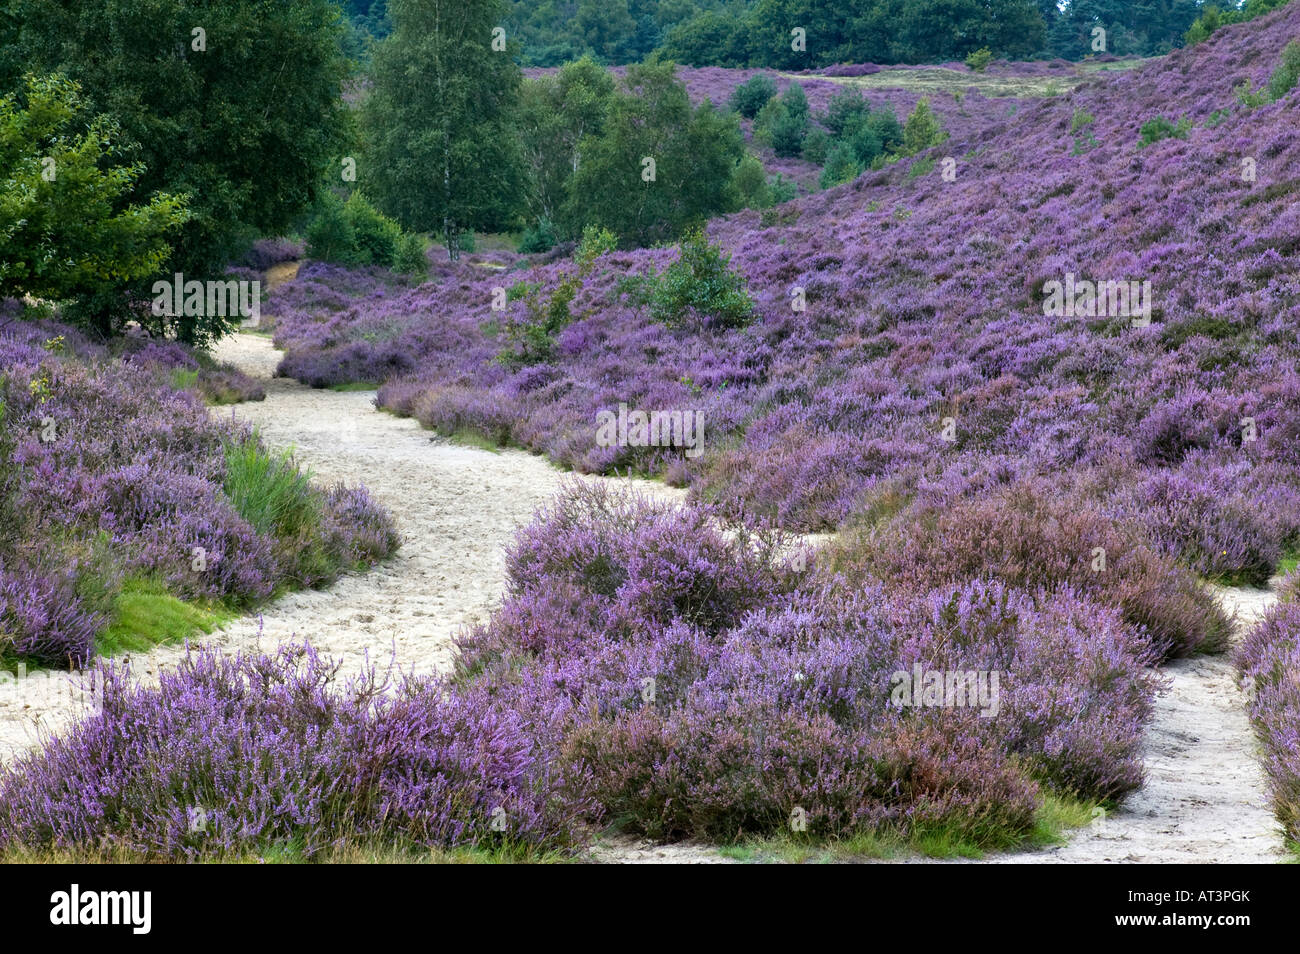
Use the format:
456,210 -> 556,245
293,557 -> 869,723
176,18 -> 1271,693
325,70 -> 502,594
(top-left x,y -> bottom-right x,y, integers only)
1237,598 -> 1300,843
832,479 -> 1232,659
457,486 -> 1156,844
0,643 -> 591,858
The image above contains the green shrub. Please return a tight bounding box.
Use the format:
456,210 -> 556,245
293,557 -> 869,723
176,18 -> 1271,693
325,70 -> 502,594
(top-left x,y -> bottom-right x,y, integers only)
576,224 -> 618,266
844,115 -> 885,166
1070,109 -> 1095,133
1184,6 -> 1222,45
769,173 -> 797,204
823,89 -> 869,137
1268,40 -> 1300,101
801,127 -> 830,164
820,142 -> 862,189
732,154 -> 773,209
518,218 -> 558,254
1138,115 -> 1192,148
394,232 -> 428,277
344,192 -> 401,267
305,192 -> 403,268
965,47 -> 993,72
304,193 -> 357,264
649,230 -> 755,331
770,109 -> 808,158
730,74 -> 778,119
902,98 -> 946,155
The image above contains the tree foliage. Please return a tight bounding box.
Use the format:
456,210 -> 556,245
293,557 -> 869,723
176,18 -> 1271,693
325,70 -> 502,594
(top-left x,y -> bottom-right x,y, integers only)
362,0 -> 525,259
1,0 -> 352,341
0,75 -> 189,313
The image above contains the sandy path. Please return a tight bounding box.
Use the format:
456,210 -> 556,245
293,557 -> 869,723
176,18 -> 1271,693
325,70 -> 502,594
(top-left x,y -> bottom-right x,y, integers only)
982,583 -> 1286,864
0,332 -> 682,763
0,325 -> 1285,864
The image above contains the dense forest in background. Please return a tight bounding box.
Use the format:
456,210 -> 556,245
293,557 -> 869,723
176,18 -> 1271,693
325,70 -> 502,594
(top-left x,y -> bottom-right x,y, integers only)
344,0 -> 1275,65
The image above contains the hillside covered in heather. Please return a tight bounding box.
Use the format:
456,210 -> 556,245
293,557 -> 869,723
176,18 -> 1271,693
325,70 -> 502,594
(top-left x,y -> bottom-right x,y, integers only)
274,3 -> 1300,575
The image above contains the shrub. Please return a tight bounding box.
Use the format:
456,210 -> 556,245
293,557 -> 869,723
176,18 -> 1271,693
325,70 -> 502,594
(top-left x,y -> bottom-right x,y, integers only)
304,193 -> 357,264
344,193 -> 401,268
732,154 -> 773,209
830,481 -> 1231,660
648,230 -> 756,330
0,644 -> 590,858
768,174 -> 797,204
575,224 -> 618,266
770,109 -> 808,158
729,74 -> 777,119
801,126 -> 830,164
1238,601 -> 1300,843
965,47 -> 993,72
902,98 -> 946,155
393,232 -> 429,277
1267,39 -> 1300,101
1138,115 -> 1192,147
823,89 -> 870,138
820,142 -> 861,189
518,218 -> 558,254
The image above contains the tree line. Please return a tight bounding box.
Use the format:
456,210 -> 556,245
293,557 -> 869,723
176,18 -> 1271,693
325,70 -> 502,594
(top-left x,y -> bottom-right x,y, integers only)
349,0 -> 1268,66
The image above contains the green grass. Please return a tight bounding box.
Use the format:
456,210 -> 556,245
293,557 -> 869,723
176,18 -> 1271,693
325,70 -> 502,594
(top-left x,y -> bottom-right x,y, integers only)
329,381 -> 378,392
1277,548 -> 1299,577
222,435 -> 320,538
437,426 -> 504,454
716,793 -> 1098,863
168,368 -> 199,391
95,578 -> 230,656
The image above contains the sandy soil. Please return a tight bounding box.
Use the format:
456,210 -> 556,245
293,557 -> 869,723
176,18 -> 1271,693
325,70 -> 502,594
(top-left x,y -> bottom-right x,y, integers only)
0,327 -> 1286,864
0,332 -> 683,764
981,583 -> 1286,864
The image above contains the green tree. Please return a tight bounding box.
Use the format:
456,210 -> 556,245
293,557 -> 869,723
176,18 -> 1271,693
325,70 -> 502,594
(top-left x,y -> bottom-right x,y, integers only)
517,56 -> 617,239
0,75 -> 188,313
363,0 -> 524,259
730,74 -> 778,119
569,60 -> 744,248
1,0 -> 351,342
902,97 -> 946,155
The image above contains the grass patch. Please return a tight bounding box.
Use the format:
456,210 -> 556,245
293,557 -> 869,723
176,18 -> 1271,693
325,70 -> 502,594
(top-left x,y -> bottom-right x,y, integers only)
436,426 -> 504,454
329,381 -> 378,392
168,368 -> 199,391
1277,548 -> 1300,577
95,578 -> 230,657
716,793 -> 1098,863
223,435 -> 320,539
